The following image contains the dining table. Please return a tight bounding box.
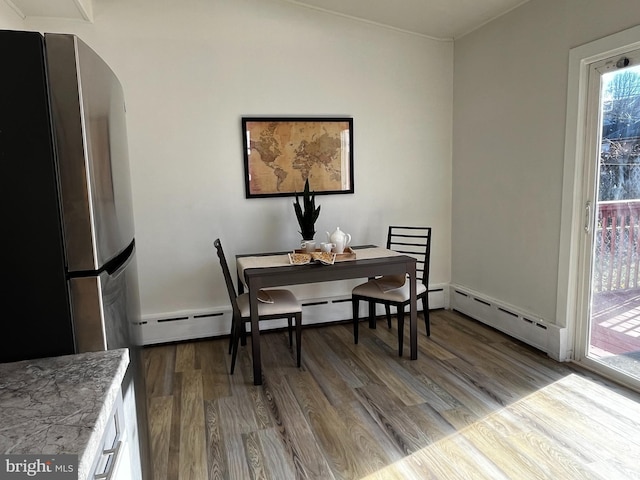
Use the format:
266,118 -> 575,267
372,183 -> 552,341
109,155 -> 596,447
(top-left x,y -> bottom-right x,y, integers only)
236,245 -> 418,385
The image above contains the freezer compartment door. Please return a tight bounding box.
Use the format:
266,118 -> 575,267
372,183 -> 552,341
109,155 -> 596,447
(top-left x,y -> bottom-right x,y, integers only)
45,33 -> 135,272
70,244 -> 142,352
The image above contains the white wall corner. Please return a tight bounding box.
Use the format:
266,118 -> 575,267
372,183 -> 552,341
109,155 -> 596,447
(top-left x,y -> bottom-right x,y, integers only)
3,0 -> 26,19
547,326 -> 569,362
75,0 -> 92,21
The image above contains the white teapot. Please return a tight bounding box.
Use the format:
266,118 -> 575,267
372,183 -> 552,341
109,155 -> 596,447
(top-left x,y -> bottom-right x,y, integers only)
326,227 -> 351,254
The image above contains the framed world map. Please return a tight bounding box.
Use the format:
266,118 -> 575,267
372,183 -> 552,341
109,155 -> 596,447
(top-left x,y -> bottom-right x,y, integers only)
241,117 -> 354,198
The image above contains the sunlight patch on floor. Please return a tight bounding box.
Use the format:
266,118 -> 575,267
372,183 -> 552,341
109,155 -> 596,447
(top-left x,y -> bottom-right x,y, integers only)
361,374 -> 640,480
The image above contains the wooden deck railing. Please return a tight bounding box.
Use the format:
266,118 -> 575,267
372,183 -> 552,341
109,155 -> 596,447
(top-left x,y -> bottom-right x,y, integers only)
595,200 -> 640,292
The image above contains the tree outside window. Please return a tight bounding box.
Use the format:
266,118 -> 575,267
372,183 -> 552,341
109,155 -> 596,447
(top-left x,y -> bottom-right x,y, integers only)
599,67 -> 640,201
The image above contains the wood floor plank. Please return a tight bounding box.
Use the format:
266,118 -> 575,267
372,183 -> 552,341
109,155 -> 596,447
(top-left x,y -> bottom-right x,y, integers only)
505,389 -> 621,466
442,356 -> 518,405
557,373 -> 640,431
587,457 -> 640,480
461,410 -> 573,479
516,380 -> 640,460
229,344 -> 260,393
147,396 -> 172,480
431,319 -> 547,401
317,326 -> 384,386
298,328 -> 363,406
407,433 -> 511,480
253,428 -> 297,480
166,371 -> 182,480
506,427 -> 605,479
260,331 -> 299,371
406,360 -> 504,421
178,370 -> 207,480
194,339 -> 228,374
438,406 -> 480,431
144,344 -> 176,397
217,393 -> 258,479
408,370 -> 464,412
286,370 -> 371,479
346,336 -> 428,406
355,383 -> 431,455
403,402 -> 456,444
193,340 -> 234,403
334,400 -> 404,472
248,386 -> 273,431
175,342 -> 196,373
261,369 -> 336,479
143,309 -> 640,480
201,371 -> 231,402
242,431 -> 268,480
203,399 -> 227,480
437,309 -> 508,345
369,335 -> 463,410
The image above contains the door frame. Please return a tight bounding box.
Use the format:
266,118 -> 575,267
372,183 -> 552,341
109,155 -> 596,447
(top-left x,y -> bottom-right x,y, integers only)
559,25 -> 640,391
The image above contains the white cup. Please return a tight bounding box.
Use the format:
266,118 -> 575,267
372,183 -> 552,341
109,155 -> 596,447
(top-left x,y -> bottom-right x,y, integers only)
302,240 -> 316,252
320,242 -> 334,253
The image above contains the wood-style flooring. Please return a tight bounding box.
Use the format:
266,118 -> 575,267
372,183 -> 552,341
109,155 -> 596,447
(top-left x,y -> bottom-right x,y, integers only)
143,309 -> 640,480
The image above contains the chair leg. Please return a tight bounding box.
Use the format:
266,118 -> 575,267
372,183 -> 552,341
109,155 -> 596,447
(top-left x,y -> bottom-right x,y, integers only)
422,296 -> 430,337
240,322 -> 247,346
397,307 -> 404,357
228,318 -> 235,354
352,298 -> 360,344
368,301 -> 376,329
287,317 -> 293,347
230,318 -> 242,374
385,304 -> 392,328
295,312 -> 302,367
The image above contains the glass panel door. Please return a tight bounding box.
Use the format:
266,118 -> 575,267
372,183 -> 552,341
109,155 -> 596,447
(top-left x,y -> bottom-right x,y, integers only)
582,49 -> 640,388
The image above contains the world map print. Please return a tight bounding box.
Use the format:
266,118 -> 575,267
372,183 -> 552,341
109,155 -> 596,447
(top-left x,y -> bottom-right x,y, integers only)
244,119 -> 352,196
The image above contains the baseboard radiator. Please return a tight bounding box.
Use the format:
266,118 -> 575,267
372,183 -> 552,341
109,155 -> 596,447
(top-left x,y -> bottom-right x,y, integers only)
138,307 -> 232,346
449,284 -> 568,361
138,285 -> 446,346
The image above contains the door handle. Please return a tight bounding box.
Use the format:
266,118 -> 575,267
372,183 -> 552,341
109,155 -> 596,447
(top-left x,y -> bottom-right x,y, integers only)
94,440 -> 122,480
585,201 -> 592,233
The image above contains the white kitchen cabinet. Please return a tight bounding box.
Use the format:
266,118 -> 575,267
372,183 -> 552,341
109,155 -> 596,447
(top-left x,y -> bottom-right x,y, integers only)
89,370 -> 142,480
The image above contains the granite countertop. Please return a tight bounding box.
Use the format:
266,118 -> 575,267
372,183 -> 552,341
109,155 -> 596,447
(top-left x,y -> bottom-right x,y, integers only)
0,349 -> 129,480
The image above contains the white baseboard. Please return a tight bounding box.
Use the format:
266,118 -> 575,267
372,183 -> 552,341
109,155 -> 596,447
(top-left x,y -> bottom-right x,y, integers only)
138,284 -> 570,363
138,307 -> 232,345
138,284 -> 447,346
449,284 -> 568,361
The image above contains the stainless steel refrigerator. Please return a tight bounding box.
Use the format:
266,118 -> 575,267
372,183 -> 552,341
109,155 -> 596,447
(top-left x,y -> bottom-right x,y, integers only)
0,30 -> 151,479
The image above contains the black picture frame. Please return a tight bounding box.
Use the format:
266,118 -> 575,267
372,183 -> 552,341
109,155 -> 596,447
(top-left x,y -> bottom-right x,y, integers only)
242,116 -> 354,198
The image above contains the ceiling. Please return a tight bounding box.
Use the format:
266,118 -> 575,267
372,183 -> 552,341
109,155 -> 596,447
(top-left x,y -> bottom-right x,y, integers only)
4,0 -> 531,40
4,0 -> 92,21
283,0 -> 531,40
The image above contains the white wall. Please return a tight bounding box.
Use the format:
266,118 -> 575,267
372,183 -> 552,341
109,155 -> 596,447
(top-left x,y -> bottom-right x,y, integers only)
453,0 -> 640,327
11,0 -> 453,322
0,1 -> 23,28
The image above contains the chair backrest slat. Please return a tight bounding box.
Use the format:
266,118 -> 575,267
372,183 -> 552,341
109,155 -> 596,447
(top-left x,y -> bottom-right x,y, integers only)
391,234 -> 429,239
387,226 -> 431,287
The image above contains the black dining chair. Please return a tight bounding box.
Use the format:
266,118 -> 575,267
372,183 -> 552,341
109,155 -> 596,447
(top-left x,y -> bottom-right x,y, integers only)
351,226 -> 432,355
214,238 -> 303,374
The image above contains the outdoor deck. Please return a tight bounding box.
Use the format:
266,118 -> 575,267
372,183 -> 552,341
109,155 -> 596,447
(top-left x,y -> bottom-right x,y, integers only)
586,199 -> 640,378
591,288 -> 640,377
